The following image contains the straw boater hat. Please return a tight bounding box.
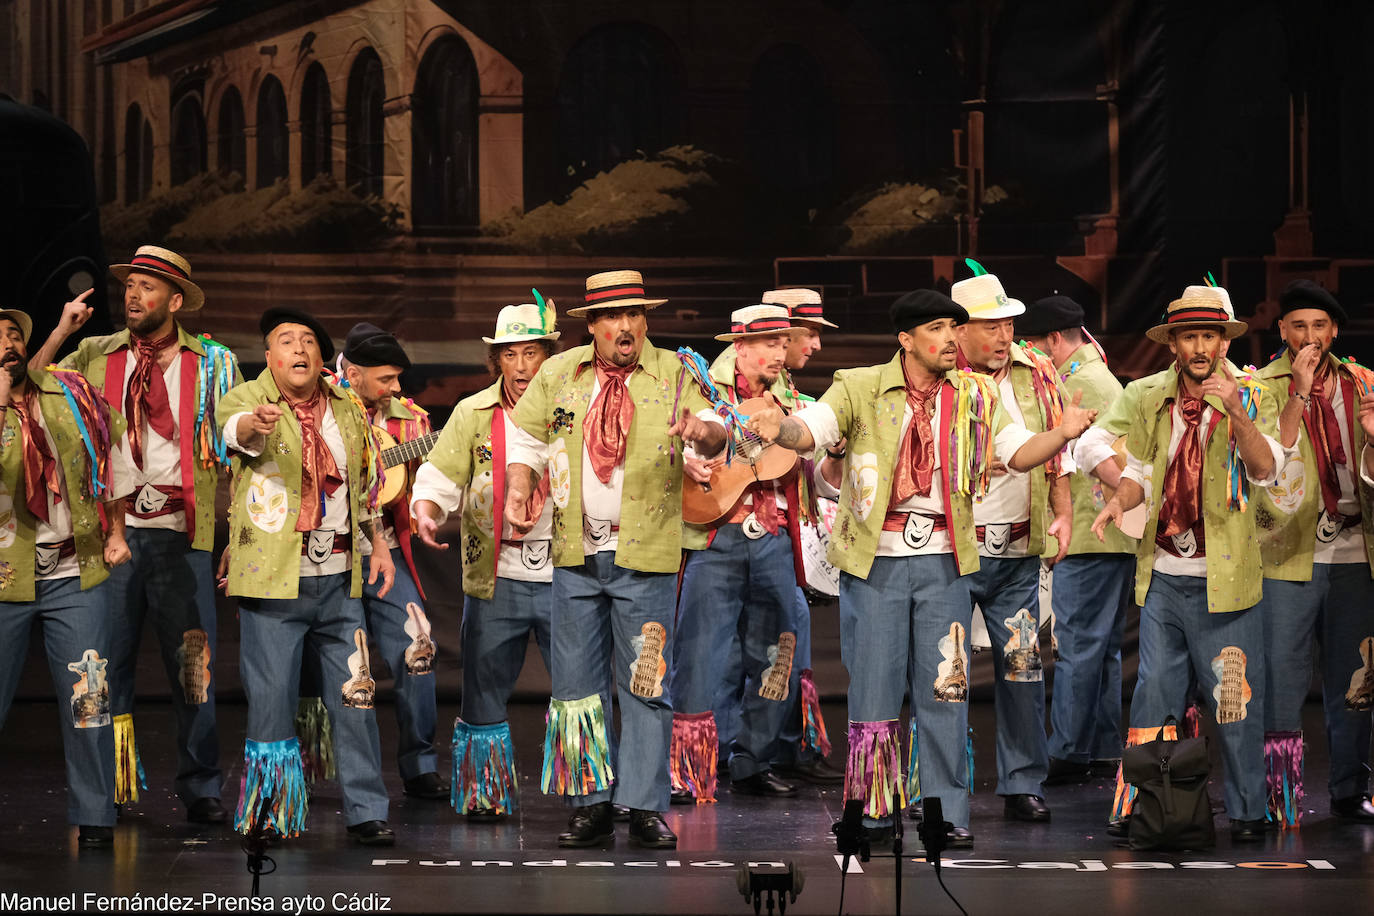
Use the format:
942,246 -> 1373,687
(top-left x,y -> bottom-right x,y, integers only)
714,304 -> 800,342
110,245 -> 205,311
1145,285 -> 1248,344
483,290 -> 561,345
950,259 -> 1025,321
762,287 -> 838,329
0,308 -> 33,343
565,269 -> 668,318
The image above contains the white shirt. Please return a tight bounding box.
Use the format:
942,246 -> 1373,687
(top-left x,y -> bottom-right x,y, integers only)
411,409 -> 555,583
118,351 -> 187,533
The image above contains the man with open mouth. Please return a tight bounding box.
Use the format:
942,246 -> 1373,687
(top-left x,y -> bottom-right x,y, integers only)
502,269 -> 729,850
411,295 -> 561,823
0,306 -> 136,848
216,308 -> 397,846
1084,283 -> 1285,843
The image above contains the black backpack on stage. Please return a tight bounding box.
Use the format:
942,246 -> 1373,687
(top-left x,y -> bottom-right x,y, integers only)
1121,714 -> 1216,851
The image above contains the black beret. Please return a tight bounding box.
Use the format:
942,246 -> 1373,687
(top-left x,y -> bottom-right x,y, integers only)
889,289 -> 968,334
260,307 -> 335,362
1279,279 -> 1347,324
1018,295 -> 1086,338
343,321 -> 411,370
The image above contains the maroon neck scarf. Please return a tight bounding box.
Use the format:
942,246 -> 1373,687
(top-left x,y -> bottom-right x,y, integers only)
891,359 -> 943,505
583,355 -> 635,484
1158,393 -> 1205,537
125,330 -> 179,468
11,391 -> 60,523
285,386 -> 344,532
1300,367 -> 1348,516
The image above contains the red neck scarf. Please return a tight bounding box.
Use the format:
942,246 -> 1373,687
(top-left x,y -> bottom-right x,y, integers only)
286,387 -> 344,532
125,329 -> 179,469
891,358 -> 944,505
583,355 -> 636,484
1298,366 -> 1347,516
733,369 -> 785,533
11,391 -> 60,523
1159,392 -> 1206,537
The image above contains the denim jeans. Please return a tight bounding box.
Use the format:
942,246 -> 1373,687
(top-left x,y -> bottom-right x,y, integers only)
675,525 -> 798,779
1262,563 -> 1374,800
462,576 -> 553,725
841,553 -> 973,828
550,552 -> 678,811
967,555 -> 1049,796
238,573 -> 389,826
361,548 -> 438,780
1132,572 -> 1267,821
1047,554 -> 1132,764
106,527 -> 222,804
0,577 -> 116,825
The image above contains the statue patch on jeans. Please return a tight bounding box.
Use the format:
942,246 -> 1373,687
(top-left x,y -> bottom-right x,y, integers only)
1211,646 -> 1251,723
629,622 -> 667,698
1346,637 -> 1374,711
177,629 -> 211,704
342,629 -> 376,709
1002,608 -> 1043,683
758,632 -> 797,702
403,603 -> 436,675
67,649 -> 111,728
933,622 -> 969,702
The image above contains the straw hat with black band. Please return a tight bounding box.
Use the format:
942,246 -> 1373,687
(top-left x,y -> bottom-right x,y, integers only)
714,304 -> 801,342
110,245 -> 205,311
762,288 -> 838,330
1145,285 -> 1248,345
565,269 -> 668,318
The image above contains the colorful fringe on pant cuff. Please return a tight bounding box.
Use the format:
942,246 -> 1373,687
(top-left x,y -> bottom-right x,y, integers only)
542,695 -> 614,797
670,711 -> 718,803
294,696 -> 335,783
905,721 -> 975,803
113,713 -> 147,805
452,718 -> 519,815
1111,723 -> 1179,820
846,720 -> 906,819
799,669 -> 832,758
1264,729 -> 1304,827
234,737 -> 309,837
1182,702 -> 1202,739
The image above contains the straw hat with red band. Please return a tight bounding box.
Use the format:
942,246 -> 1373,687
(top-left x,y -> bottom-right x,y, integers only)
110,245 -> 205,311
714,304 -> 801,342
1145,285 -> 1248,344
761,287 -> 838,329
565,269 -> 668,317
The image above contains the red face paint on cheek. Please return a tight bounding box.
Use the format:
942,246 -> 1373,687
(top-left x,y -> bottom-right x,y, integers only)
928,346 -> 937,354
276,360 -> 284,368
758,358 -> 766,366
981,344 -> 991,353
604,332 -> 612,340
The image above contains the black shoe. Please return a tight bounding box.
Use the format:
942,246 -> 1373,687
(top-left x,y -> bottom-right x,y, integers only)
1090,758 -> 1122,778
775,757 -> 845,786
346,820 -> 396,846
1230,818 -> 1267,842
1106,817 -> 1130,837
464,806 -> 505,823
731,771 -> 798,797
558,802 -> 614,848
906,802 -> 924,822
669,789 -> 695,806
945,826 -> 974,849
863,824 -> 894,848
627,810 -> 677,849
1004,794 -> 1051,822
187,797 -> 228,825
1044,758 -> 1092,786
78,825 -> 113,848
403,772 -> 450,800
1331,795 -> 1374,822
612,803 -> 631,822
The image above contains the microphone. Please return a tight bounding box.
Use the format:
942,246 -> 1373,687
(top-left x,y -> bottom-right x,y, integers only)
832,798 -> 869,871
919,796 -> 949,870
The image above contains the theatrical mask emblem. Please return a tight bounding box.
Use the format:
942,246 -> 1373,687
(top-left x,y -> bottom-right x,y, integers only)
341,629 -> 376,709
1171,529 -> 1198,558
245,461 -> 290,533
548,438 -> 572,509
520,539 -> 550,570
902,513 -> 934,550
1001,609 -> 1043,683
628,622 -> 668,699
133,483 -> 168,515
469,469 -> 495,530
758,632 -> 796,702
1268,458 -> 1306,516
584,517 -> 613,546
177,629 -> 211,705
67,649 -> 111,728
933,622 -> 969,702
306,529 -> 335,564
1345,637 -> 1374,711
982,523 -> 1011,555
34,543 -> 60,576
848,452 -> 879,522
742,512 -> 766,540
1211,646 -> 1251,723
0,483 -> 16,549
403,602 -> 437,675
1316,509 -> 1344,544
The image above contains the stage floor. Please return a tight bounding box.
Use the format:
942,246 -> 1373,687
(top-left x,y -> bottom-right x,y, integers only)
1,699 -> 1369,915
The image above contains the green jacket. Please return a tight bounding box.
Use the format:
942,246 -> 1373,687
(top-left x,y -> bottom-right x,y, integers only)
1093,360 -> 1280,614
991,343 -> 1064,559
423,379 -> 506,600
0,369 -> 129,602
1056,344 -> 1136,556
816,351 -> 1017,580
509,341 -> 712,574
216,369 -> 377,599
61,323 -> 242,551
1253,351 -> 1374,580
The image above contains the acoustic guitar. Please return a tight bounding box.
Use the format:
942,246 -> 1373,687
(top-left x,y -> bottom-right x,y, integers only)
681,397 -> 799,525
373,426 -> 441,507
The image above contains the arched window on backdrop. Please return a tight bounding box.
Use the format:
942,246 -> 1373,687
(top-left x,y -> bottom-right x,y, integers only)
256,75 -> 288,189
300,62 -> 332,183
217,86 -> 246,179
346,48 -> 385,198
170,87 -> 207,186
411,35 -> 478,228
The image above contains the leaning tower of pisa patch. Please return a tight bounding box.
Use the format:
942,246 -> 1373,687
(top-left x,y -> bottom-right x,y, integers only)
1211,646 -> 1251,723
629,622 -> 668,698
759,632 -> 797,701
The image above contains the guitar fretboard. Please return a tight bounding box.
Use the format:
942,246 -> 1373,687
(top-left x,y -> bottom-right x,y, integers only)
381,431 -> 440,468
